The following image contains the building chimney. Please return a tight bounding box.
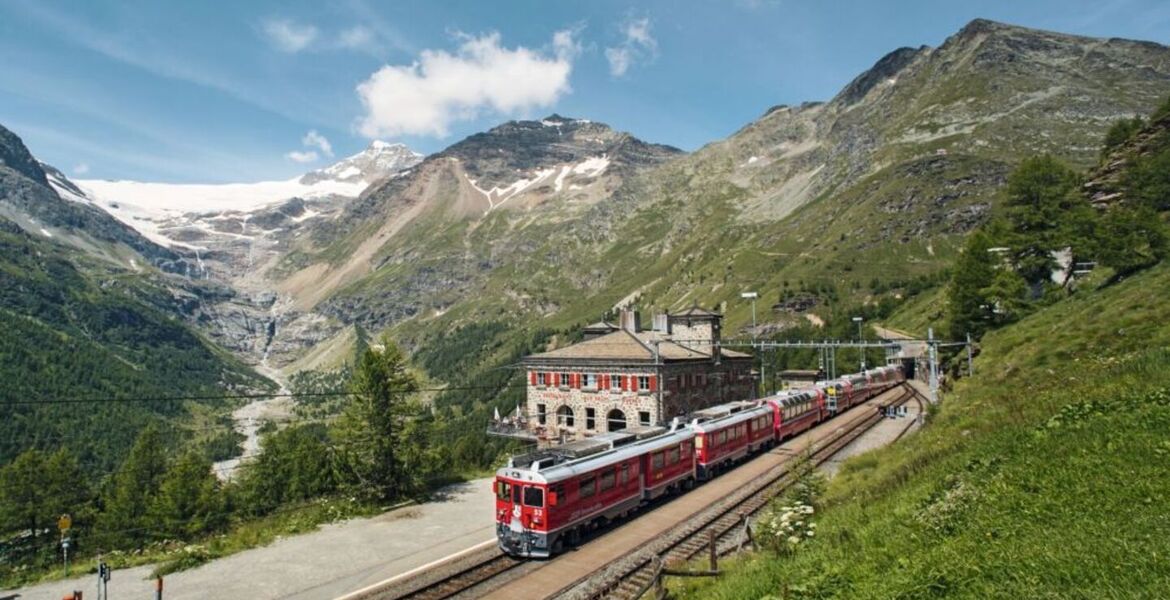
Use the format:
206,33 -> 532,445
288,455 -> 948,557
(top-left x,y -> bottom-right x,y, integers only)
652,313 -> 670,333
619,308 -> 641,332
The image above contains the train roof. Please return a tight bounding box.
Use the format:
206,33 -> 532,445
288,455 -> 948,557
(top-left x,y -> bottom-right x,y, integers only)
691,402 -> 771,433
764,388 -> 821,408
498,426 -> 696,485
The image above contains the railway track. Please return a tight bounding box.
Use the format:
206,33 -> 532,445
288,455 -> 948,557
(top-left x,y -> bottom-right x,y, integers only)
345,384 -> 923,600
577,384 -> 923,600
343,547 -> 524,600
396,553 -> 524,600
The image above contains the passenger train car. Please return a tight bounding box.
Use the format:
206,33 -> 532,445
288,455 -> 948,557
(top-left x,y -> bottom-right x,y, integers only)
495,364 -> 904,557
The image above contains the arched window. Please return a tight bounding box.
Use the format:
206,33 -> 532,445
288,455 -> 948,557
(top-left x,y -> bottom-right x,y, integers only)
556,405 -> 575,428
606,409 -> 627,432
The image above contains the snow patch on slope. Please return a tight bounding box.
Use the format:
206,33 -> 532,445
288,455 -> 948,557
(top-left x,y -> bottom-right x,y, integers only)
465,154 -> 612,213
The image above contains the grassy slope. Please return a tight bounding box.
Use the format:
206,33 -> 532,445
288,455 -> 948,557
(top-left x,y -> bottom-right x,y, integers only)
675,262 -> 1170,599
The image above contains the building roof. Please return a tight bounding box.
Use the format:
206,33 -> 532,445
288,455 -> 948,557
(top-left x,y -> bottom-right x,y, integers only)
670,306 -> 722,319
524,328 -> 750,364
582,320 -> 620,331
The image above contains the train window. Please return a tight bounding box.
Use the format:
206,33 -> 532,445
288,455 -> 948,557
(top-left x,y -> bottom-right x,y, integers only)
586,407 -> 596,430
667,447 -> 680,465
600,469 -> 616,491
550,484 -> 564,506
579,476 -> 596,499
717,431 -> 727,445
621,464 -> 629,485
682,441 -> 692,454
523,486 -> 545,508
497,480 -> 511,501
512,484 -> 522,504
652,452 -> 665,469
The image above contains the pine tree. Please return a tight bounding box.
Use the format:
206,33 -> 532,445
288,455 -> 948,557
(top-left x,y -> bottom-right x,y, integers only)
947,230 -> 997,340
237,423 -> 334,513
1002,156 -> 1093,293
98,425 -> 167,546
332,337 -> 424,501
1097,206 -> 1168,279
0,448 -> 86,540
149,451 -> 224,538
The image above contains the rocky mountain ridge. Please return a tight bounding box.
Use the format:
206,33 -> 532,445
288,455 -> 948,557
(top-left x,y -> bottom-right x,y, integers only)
6,18 -> 1170,390
329,18 -> 1170,380
299,140 -> 422,186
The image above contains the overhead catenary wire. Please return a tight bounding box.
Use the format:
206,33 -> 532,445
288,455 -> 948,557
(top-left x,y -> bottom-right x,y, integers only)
0,337 -> 947,409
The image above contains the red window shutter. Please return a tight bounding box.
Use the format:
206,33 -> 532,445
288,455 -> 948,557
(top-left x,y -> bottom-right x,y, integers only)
530,372 -> 537,386
649,375 -> 657,392
572,373 -> 580,388
553,372 -> 560,387
601,374 -> 609,389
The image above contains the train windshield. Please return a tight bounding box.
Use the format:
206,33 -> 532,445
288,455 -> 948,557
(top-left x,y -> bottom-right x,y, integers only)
496,480 -> 512,501
523,486 -> 544,508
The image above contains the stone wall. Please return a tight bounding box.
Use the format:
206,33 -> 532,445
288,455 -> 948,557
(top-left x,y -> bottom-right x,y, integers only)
524,359 -> 755,440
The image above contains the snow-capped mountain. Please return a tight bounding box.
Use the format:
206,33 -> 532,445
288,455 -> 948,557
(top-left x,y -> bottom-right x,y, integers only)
300,141 -> 422,185
71,141 -> 422,252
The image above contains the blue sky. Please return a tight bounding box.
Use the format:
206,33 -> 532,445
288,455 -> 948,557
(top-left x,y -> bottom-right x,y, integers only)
1,0 -> 1168,183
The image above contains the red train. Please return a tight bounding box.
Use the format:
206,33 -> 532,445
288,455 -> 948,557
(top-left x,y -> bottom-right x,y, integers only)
495,364 -> 905,557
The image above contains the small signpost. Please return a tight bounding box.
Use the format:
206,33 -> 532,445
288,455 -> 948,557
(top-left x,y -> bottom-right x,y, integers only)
58,514 -> 72,576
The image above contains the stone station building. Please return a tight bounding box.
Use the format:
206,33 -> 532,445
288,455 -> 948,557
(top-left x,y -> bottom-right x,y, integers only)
520,307 -> 755,442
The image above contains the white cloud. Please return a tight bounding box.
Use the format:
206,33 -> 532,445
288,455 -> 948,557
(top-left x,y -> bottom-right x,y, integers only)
338,26 -> 376,51
301,130 -> 333,157
605,47 -> 632,77
605,17 -> 658,77
355,30 -> 577,138
72,162 -> 90,175
285,150 -> 319,163
262,19 -> 318,53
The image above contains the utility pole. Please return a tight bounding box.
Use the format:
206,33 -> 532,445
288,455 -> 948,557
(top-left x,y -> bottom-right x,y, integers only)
852,316 -> 865,371
928,327 -> 939,404
966,332 -> 974,376
742,292 -> 760,397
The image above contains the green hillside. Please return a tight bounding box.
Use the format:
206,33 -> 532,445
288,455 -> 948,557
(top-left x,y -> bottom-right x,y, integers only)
0,220 -> 267,473
675,261 -> 1170,598
671,104 -> 1170,597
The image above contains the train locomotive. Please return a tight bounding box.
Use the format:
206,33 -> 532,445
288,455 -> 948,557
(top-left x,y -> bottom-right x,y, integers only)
495,364 -> 905,557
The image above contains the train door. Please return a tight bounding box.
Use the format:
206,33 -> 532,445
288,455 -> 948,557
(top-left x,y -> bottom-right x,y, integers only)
826,384 -> 839,414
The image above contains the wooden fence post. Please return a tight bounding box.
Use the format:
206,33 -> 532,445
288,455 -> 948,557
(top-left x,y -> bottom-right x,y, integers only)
708,530 -> 717,572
